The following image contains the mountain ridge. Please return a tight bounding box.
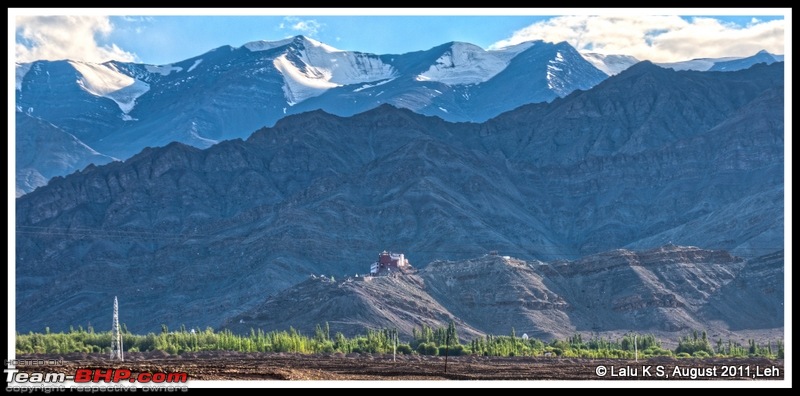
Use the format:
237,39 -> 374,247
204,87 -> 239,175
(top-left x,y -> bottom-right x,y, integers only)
222,245 -> 783,341
15,36 -> 783,196
14,36 -> 606,195
15,62 -> 784,334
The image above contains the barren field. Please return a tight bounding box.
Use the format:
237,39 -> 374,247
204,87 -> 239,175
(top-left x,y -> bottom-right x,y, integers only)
15,352 -> 784,381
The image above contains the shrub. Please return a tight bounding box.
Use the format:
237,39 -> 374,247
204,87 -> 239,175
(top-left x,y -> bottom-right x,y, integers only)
438,345 -> 464,356
396,344 -> 413,355
644,347 -> 672,357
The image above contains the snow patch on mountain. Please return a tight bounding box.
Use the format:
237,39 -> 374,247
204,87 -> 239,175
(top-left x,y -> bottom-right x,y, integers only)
657,58 -> 736,71
69,61 -> 150,114
273,37 -> 396,104
243,37 -> 294,52
293,37 -> 396,84
188,121 -> 220,147
352,78 -> 395,92
416,42 -> 509,85
145,64 -> 183,76
546,52 -> 566,91
415,41 -> 542,85
16,62 -> 32,91
492,41 -> 536,60
545,69 -> 556,90
273,54 -> 339,105
187,59 -> 203,72
656,51 -> 781,72
581,53 -> 640,75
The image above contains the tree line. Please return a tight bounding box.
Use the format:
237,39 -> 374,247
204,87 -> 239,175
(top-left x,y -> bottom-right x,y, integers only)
16,323 -> 783,359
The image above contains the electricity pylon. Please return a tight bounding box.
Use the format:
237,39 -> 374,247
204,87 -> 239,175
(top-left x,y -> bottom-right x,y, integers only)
110,296 -> 124,361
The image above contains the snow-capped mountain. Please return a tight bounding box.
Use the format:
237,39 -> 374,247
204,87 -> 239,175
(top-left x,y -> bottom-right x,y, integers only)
291,39 -> 608,123
256,36 -> 397,104
580,53 -> 640,75
16,62 -> 784,333
582,50 -> 783,75
15,36 -> 607,195
415,41 -> 526,84
657,50 -> 783,72
15,36 -> 782,197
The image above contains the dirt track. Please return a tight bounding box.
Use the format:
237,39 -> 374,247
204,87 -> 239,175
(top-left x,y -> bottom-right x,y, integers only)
14,352 -> 784,381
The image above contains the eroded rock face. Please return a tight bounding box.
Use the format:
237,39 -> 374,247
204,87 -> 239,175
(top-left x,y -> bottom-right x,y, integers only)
226,246 -> 782,340
534,246 -> 747,333
16,63 -> 784,334
222,273 -> 483,340
420,246 -> 756,337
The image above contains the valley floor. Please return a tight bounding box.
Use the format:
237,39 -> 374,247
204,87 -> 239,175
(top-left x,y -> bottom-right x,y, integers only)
15,352 -> 784,381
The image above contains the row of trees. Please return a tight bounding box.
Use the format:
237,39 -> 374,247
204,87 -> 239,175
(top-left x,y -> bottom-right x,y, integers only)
674,330 -> 783,358
16,324 -> 783,359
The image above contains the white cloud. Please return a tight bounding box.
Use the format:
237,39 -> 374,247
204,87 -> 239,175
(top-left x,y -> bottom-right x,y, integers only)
15,16 -> 136,63
280,16 -> 323,37
490,16 -> 784,62
120,16 -> 153,23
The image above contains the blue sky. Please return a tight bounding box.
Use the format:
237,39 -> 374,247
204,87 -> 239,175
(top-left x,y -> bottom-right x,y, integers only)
13,9 -> 788,65
107,16 -> 547,63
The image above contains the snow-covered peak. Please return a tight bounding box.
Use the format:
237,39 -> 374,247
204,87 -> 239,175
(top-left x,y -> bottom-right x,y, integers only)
415,41 -> 549,85
296,35 -> 341,53
271,36 -> 395,105
490,40 -> 539,60
656,57 -> 737,71
657,50 -> 781,72
68,61 -> 150,114
581,53 -> 640,76
16,62 -> 32,91
243,35 -> 341,53
243,37 -> 294,52
416,42 -> 510,85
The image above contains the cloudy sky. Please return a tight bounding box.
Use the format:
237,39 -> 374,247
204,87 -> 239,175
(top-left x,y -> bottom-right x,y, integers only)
12,9 -> 787,65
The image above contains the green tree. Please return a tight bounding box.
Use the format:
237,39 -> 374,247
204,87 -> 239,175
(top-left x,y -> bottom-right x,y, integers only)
446,320 -> 458,345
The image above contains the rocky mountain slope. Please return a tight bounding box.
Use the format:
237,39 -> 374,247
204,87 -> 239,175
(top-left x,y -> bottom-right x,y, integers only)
15,39 -> 782,197
15,112 -> 116,197
15,36 -> 606,195
15,62 -> 784,334
224,245 -> 783,341
223,273 -> 484,340
656,50 -> 783,72
580,49 -> 782,76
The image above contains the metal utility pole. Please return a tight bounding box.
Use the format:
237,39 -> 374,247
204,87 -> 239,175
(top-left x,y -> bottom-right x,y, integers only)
110,296 -> 124,361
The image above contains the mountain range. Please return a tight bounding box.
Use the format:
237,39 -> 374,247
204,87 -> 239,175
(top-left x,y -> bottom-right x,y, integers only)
14,35 -> 781,196
15,61 -> 784,335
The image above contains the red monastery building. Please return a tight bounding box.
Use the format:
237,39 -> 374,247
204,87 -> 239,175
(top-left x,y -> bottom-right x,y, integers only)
370,251 -> 409,275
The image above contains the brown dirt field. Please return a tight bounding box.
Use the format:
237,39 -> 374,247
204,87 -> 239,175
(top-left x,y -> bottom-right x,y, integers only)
14,352 -> 784,381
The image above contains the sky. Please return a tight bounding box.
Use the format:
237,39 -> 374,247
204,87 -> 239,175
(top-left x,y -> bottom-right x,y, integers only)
11,8 -> 788,65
